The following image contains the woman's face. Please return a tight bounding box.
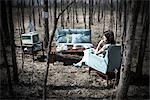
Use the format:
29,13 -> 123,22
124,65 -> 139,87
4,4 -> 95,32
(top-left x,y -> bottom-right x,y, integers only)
102,36 -> 107,42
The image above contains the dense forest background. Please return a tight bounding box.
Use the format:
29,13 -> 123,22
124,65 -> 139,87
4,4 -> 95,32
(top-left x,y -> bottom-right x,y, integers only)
0,0 -> 149,99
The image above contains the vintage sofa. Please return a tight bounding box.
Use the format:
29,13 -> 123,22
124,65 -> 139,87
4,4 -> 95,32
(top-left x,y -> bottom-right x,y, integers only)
56,28 -> 93,51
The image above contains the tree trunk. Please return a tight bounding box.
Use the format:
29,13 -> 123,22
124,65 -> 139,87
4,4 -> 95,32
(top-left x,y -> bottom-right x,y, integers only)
119,0 -> 123,33
37,0 -> 42,27
61,0 -> 64,28
32,0 -> 36,31
103,2 -> 106,33
20,0 -> 25,33
43,1 -> 74,99
116,1 -> 141,99
8,1 -> 19,83
0,1 -> 13,96
82,0 -> 87,29
121,0 -> 127,53
43,0 -> 49,48
75,0 -> 79,23
89,0 -> 92,29
136,1 -> 149,77
17,0 -> 24,69
109,0 -> 114,30
97,0 -> 101,22
66,0 -> 71,24
72,0 -> 75,28
48,0 -> 52,22
115,0 -> 119,35
28,0 -> 32,32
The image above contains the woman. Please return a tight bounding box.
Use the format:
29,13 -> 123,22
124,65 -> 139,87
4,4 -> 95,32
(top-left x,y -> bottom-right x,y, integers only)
73,30 -> 115,67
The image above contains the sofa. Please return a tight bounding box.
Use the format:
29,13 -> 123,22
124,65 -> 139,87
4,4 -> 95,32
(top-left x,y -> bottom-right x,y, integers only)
56,29 -> 93,51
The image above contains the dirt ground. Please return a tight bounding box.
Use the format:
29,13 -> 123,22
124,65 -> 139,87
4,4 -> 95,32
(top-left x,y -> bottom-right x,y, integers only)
1,51 -> 149,99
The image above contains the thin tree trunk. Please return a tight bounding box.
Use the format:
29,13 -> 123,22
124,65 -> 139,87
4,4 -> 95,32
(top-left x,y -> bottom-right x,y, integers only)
136,2 -> 149,76
115,0 -> 119,35
8,1 -> 19,83
82,0 -> 87,29
97,0 -> 101,22
1,33 -> 13,97
66,0 -> 71,23
89,0 -> 92,29
43,0 -> 49,48
61,0 -> 64,28
49,0 -> 53,22
109,0 -> 113,30
32,0 -> 36,31
72,0 -> 75,28
20,0 -> 25,33
75,0 -> 79,23
29,0 -> 32,32
103,2 -> 106,33
116,1 -> 141,99
43,1 -> 74,99
121,0 -> 127,53
119,0 -> 123,33
17,0 -> 24,69
37,0 -> 42,27
0,1 -> 13,96
101,0 -> 104,18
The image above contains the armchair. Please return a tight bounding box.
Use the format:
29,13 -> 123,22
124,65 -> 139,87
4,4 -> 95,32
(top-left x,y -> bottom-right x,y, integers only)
86,45 -> 121,84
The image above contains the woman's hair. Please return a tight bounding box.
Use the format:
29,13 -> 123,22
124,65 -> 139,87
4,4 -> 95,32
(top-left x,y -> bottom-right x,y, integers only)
103,30 -> 115,44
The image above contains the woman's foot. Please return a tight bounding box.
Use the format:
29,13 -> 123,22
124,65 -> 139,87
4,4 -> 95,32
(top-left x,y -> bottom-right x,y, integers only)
73,62 -> 82,68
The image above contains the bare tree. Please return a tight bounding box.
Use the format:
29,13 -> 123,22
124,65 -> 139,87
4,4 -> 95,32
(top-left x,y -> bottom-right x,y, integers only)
89,0 -> 93,29
61,0 -> 65,28
43,0 -> 49,48
115,0 -> 119,35
0,1 -> 13,96
28,0 -> 32,32
8,0 -> 19,83
75,0 -> 79,23
82,0 -> 87,29
136,1 -> 149,77
20,0 -> 25,33
72,0 -> 75,28
17,0 -> 24,69
119,0 -> 123,33
37,0 -> 42,27
32,0 -> 36,31
97,0 -> 101,22
48,0 -> 53,22
66,0 -> 71,24
43,1 -> 74,99
103,0 -> 106,33
109,0 -> 114,30
116,1 -> 141,99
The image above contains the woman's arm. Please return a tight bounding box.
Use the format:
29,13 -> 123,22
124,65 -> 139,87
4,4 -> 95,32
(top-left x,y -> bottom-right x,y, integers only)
95,40 -> 104,53
96,45 -> 105,54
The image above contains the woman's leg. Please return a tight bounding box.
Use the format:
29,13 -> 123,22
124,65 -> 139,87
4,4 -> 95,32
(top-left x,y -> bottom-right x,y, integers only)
73,48 -> 94,67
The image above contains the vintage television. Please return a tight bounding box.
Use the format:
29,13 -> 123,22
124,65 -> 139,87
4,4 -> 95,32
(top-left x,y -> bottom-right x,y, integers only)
22,31 -> 40,45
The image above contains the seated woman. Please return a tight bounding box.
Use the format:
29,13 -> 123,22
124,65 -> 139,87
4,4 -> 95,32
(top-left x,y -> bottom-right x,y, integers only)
73,30 -> 116,67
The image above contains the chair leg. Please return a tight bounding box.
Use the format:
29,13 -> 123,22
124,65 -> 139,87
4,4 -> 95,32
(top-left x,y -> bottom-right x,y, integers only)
106,75 -> 108,86
89,67 -> 91,75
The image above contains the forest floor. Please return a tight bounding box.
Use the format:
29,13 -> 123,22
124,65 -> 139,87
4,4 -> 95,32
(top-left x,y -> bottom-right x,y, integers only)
0,50 -> 149,99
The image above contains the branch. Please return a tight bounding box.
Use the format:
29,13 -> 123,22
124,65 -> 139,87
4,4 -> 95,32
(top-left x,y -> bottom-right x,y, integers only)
57,1 -> 74,19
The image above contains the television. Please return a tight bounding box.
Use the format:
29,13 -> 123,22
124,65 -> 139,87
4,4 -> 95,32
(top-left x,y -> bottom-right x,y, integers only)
22,31 -> 39,45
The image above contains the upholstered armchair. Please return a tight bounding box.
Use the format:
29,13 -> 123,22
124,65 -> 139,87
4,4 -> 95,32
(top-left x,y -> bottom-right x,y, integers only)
86,45 -> 121,84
